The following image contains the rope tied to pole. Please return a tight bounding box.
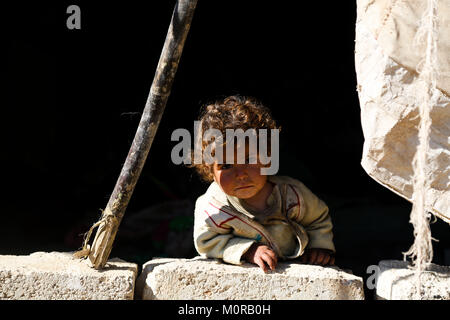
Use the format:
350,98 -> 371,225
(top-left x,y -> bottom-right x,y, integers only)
73,208 -> 118,260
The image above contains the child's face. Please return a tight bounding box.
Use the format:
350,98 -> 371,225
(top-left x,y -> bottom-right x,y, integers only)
212,145 -> 267,199
213,162 -> 267,199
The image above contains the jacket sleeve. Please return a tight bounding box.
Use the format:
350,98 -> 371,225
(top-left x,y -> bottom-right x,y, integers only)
193,197 -> 256,265
293,182 -> 335,252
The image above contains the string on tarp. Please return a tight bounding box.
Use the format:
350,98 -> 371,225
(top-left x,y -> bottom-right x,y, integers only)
402,0 -> 440,299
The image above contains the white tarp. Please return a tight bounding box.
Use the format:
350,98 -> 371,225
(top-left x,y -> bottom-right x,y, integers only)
355,0 -> 450,223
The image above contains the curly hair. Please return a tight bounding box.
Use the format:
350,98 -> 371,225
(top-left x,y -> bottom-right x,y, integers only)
191,95 -> 280,182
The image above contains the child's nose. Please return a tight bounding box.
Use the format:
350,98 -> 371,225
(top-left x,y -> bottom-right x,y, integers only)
234,165 -> 248,178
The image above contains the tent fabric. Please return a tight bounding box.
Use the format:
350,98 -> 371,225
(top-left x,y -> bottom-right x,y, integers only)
355,0 -> 450,223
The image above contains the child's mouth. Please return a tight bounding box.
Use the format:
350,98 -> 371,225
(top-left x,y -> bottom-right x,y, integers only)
235,185 -> 253,190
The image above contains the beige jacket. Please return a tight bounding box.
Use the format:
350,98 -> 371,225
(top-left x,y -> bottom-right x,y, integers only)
193,175 -> 335,265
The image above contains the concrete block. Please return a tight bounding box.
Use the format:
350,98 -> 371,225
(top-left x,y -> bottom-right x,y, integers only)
0,251 -> 138,300
376,260 -> 450,300
136,257 -> 365,300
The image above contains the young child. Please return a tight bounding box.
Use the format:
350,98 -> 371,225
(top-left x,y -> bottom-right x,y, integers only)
191,95 -> 335,272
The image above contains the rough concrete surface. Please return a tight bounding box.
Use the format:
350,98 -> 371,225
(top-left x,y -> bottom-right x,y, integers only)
0,251 -> 137,300
136,257 -> 365,300
376,260 -> 450,300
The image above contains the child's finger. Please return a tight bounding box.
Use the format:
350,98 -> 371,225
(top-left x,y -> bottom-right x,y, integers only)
265,248 -> 278,264
321,254 -> 331,266
262,253 -> 276,271
255,256 -> 268,273
329,256 -> 335,266
308,250 -> 318,264
315,251 -> 326,265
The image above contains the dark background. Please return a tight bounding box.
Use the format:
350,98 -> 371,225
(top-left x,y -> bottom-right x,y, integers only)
3,1 -> 449,299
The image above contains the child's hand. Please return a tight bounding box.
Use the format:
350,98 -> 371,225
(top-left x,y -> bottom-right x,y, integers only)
243,243 -> 278,272
300,248 -> 335,266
